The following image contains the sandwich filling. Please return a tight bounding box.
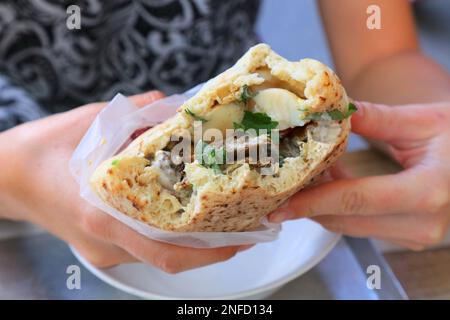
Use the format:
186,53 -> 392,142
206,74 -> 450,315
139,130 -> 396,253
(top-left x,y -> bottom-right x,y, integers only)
144,81 -> 355,208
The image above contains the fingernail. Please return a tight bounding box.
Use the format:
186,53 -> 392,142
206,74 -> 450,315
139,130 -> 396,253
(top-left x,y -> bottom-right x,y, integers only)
269,211 -> 294,223
269,213 -> 283,223
148,91 -> 164,101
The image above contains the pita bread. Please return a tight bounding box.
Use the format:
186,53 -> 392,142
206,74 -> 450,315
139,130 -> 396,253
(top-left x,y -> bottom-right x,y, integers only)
90,43 -> 351,232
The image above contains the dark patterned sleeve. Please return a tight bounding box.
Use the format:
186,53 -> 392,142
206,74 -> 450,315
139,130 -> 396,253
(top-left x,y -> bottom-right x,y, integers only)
0,75 -> 47,132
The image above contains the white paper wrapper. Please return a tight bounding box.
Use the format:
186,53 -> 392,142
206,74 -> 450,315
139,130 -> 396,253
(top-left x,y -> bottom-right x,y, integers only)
69,87 -> 281,248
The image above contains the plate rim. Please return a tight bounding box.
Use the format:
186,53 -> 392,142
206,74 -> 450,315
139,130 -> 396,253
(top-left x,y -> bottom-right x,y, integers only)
70,227 -> 341,300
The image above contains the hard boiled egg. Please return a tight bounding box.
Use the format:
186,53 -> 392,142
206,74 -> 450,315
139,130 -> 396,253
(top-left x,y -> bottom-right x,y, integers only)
203,103 -> 244,133
253,88 -> 307,130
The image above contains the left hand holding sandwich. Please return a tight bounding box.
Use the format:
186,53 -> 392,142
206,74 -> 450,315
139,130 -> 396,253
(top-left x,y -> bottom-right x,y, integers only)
270,101 -> 450,250
0,91 -> 247,273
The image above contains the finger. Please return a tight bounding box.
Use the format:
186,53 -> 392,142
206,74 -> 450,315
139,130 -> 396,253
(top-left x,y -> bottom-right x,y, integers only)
129,90 -> 166,107
86,211 -> 240,273
116,231 -> 240,273
311,212 -> 446,246
270,163 -> 352,221
237,244 -> 255,252
308,169 -> 333,187
329,161 -> 353,179
73,238 -> 139,268
351,101 -> 440,142
68,90 -> 166,136
80,90 -> 165,115
377,237 -> 425,251
269,169 -> 423,222
303,162 -> 348,189
119,235 -> 240,273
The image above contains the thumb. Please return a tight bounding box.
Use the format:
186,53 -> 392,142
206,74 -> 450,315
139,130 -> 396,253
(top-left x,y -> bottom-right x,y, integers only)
81,90 -> 166,115
129,90 -> 166,108
351,101 -> 438,142
73,90 -> 166,135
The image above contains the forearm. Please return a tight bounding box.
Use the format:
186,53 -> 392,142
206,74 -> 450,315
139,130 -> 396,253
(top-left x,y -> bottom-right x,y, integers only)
345,50 -> 450,105
319,0 -> 450,105
0,140 -> 17,220
0,75 -> 48,220
0,127 -> 28,221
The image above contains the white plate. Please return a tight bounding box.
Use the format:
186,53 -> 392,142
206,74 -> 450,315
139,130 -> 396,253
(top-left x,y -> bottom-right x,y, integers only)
71,219 -> 340,299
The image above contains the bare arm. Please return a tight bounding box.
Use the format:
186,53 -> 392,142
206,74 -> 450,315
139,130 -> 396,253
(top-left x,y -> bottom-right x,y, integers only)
318,0 -> 450,104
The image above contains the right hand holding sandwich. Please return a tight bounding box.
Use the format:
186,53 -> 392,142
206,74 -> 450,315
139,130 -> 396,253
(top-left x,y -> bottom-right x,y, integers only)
270,101 -> 450,250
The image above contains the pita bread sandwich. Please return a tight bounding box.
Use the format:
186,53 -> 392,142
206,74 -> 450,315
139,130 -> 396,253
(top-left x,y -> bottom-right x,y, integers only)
90,43 -> 355,232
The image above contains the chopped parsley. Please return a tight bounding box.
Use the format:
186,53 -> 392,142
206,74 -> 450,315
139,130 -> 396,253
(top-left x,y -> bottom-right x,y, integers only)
185,108 -> 207,122
111,159 -> 120,166
233,111 -> 278,135
278,154 -> 285,168
348,102 -> 358,113
239,84 -> 256,104
304,103 -> 357,121
195,141 -> 225,174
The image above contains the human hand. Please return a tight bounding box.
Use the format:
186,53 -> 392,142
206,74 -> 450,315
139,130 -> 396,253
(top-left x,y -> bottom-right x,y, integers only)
0,91 -> 245,272
270,101 -> 450,250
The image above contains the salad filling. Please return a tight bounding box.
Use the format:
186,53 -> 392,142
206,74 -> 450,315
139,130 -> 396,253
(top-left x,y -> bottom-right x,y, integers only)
145,83 -> 355,200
